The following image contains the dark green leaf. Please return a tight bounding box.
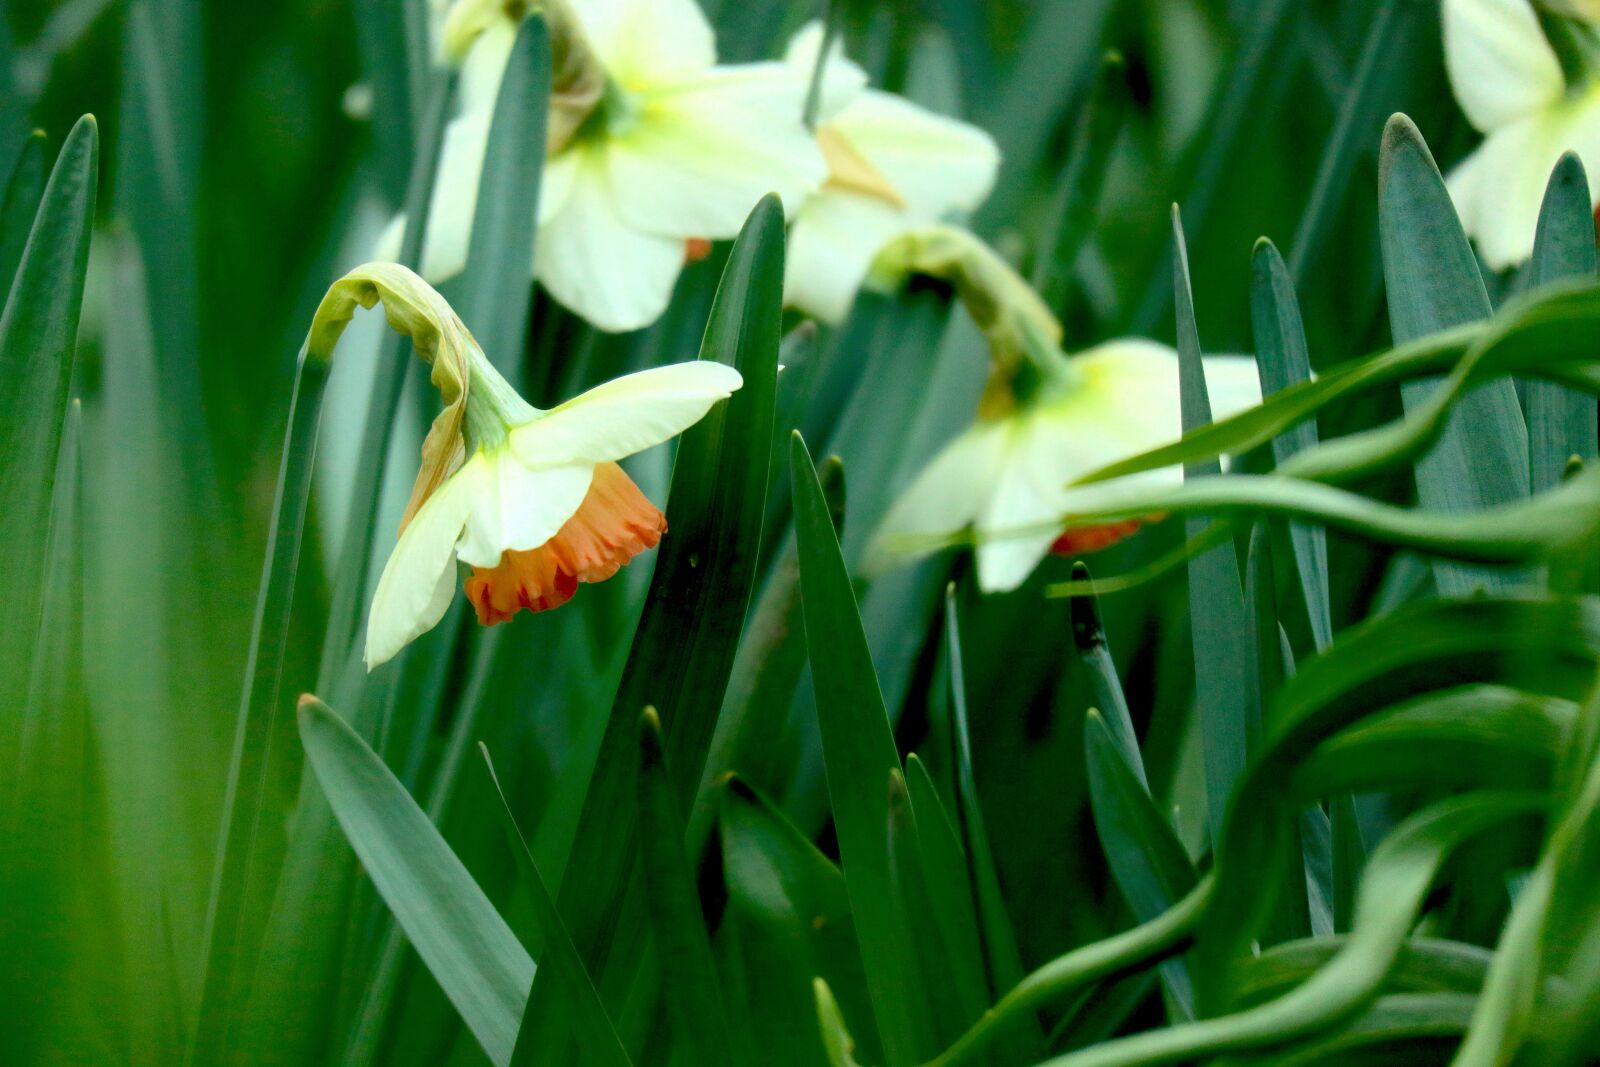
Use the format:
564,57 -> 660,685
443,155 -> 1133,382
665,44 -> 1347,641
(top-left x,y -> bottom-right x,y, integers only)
634,709 -> 736,1063
478,746 -> 631,1067
1251,239 -> 1331,651
520,195 -> 782,1060
457,14 -> 548,386
0,129 -> 46,301
1173,205 -> 1254,847
1378,113 -> 1529,593
791,429 -> 930,1063
1084,710 -> 1198,1018
1527,151 -> 1598,494
298,697 -> 531,1067
0,114 -> 96,742
720,776 -> 879,1067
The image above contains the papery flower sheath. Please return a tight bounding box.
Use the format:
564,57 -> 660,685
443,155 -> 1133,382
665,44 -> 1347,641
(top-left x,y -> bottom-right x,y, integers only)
389,0 -> 825,333
864,227 -> 1261,593
304,263 -> 743,669
1444,0 -> 1600,268
781,22 -> 1001,324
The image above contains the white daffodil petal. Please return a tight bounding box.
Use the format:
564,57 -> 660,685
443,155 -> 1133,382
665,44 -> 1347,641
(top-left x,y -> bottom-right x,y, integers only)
783,19 -> 870,121
1201,354 -> 1266,421
1443,0 -> 1564,132
365,456 -> 481,668
509,361 -> 743,469
415,107 -> 492,281
607,63 -> 825,238
455,452 -> 596,568
1449,106 -> 1579,269
974,422 -> 1065,594
539,149 -> 579,226
869,420 -> 1011,574
534,148 -> 687,331
459,17 -> 517,113
570,0 -> 716,89
837,88 -> 1000,217
785,190 -> 907,323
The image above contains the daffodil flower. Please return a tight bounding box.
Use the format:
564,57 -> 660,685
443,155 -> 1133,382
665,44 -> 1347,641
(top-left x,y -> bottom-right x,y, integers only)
394,0 -> 825,333
781,22 -> 1001,324
1444,0 -> 1600,268
871,340 -> 1260,592
864,227 -> 1260,592
306,263 -> 742,670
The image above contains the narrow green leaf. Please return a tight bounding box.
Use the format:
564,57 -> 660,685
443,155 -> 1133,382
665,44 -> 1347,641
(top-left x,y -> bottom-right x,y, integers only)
1192,595 -> 1600,1005
1130,0 -> 1295,331
1216,992 -> 1477,1067
1287,0 -> 1421,282
634,709 -> 736,1063
696,454 -> 844,838
1378,113 -> 1529,593
520,195 -> 782,1060
886,767 -> 978,1050
1068,564 -> 1145,786
900,756 -> 991,1030
792,430 -> 929,1064
1036,794 -> 1540,1067
720,777 -> 880,1067
478,746 -> 632,1067
1173,205 -> 1255,847
0,129 -> 46,301
457,14 -> 548,386
1234,936 -> 1491,1007
1251,238 -> 1332,651
941,589 -> 1040,1058
1084,710 -> 1198,1019
299,697 -> 532,1067
1527,151 -> 1598,494
0,114 -> 96,742
723,777 -> 883,1067
189,348 -> 332,1065
1035,51 -> 1127,309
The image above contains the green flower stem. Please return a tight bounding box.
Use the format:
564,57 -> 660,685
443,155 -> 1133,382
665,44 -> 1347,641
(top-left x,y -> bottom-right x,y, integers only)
922,876 -> 1214,1067
188,348 -> 331,1065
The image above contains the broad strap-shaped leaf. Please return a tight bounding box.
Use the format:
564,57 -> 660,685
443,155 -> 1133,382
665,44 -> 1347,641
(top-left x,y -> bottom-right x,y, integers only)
478,746 -> 632,1067
298,697 -> 532,1067
1527,151 -> 1598,494
519,195 -> 782,1059
0,129 -> 45,302
634,709 -> 737,1063
0,115 -> 96,733
1084,710 -> 1198,1019
457,14 -> 548,386
941,588 -> 1041,1058
1251,239 -> 1331,651
720,777 -> 880,1067
1069,565 -> 1145,785
1378,114 -> 1528,594
1173,205 -> 1255,847
792,430 -> 931,1064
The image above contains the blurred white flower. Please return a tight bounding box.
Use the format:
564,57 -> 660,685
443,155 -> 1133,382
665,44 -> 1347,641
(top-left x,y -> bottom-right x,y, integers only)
870,340 -> 1260,593
1444,0 -> 1600,268
782,22 -> 1001,324
390,0 -> 825,332
360,266 -> 742,667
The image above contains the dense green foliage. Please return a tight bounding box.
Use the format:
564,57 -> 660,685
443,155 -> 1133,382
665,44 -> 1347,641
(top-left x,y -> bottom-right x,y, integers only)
6,1 -> 1600,1065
